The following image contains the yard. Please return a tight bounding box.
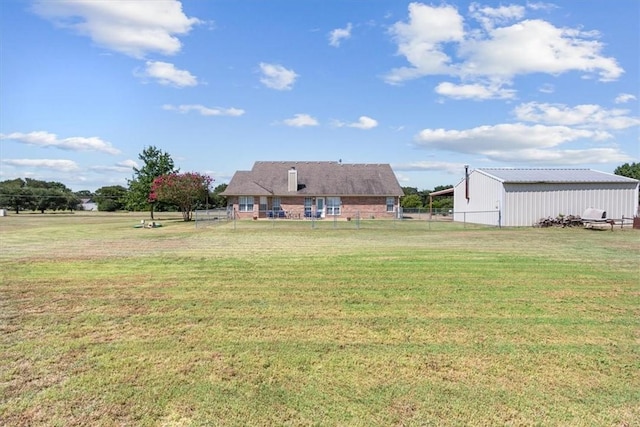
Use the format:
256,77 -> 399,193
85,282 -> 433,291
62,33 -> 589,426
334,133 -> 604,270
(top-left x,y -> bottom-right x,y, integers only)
1,213 -> 638,426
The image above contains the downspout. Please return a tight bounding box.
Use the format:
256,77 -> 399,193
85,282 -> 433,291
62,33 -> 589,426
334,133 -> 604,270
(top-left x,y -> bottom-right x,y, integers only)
465,165 -> 470,201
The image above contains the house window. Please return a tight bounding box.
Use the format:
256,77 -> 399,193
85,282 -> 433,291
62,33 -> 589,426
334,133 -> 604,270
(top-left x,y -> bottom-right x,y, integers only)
259,196 -> 267,211
272,197 -> 281,211
239,196 -> 254,212
326,197 -> 341,215
304,197 -> 313,217
386,197 -> 395,212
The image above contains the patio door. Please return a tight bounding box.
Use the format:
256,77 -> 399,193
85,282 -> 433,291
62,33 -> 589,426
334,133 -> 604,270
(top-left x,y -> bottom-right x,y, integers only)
316,197 -> 325,218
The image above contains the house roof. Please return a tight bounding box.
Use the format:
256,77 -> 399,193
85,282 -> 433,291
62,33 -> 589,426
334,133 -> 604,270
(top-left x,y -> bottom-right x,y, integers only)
222,161 -> 404,196
476,168 -> 639,184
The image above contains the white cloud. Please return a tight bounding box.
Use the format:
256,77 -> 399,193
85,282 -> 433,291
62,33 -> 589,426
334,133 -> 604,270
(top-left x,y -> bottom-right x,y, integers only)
386,3 -> 624,92
413,122 -> 633,165
385,3 -> 464,85
328,23 -> 353,47
614,93 -> 637,104
259,63 -> 298,90
1,158 -> 80,172
32,0 -> 200,58
334,116 -> 379,130
469,2 -> 525,30
91,160 -> 139,173
415,123 -> 609,153
513,102 -> 640,130
138,61 -> 198,87
435,81 -> 516,100
458,20 -> 623,82
163,104 -> 245,116
394,173 -> 412,184
0,131 -> 120,154
485,147 -> 631,164
538,83 -> 555,94
526,2 -> 558,12
283,114 -> 318,127
392,161 -> 466,175
118,159 -> 139,169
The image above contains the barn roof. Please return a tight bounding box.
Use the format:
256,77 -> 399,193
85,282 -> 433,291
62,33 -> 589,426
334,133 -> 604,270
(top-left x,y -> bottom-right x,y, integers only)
222,161 -> 404,196
476,168 -> 639,184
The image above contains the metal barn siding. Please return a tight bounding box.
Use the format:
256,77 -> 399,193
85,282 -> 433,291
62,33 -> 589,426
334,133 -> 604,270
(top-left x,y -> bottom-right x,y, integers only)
453,170 -> 502,226
502,183 -> 639,226
454,168 -> 639,227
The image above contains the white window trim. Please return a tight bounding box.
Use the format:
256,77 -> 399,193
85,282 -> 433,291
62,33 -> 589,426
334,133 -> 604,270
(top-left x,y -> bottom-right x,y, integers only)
386,197 -> 395,212
272,197 -> 281,211
239,196 -> 254,212
326,197 -> 341,216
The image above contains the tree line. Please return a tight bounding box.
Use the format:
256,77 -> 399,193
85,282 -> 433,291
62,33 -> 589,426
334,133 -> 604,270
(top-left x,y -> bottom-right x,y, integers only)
0,178 -> 82,214
400,185 -> 454,211
0,146 -> 226,220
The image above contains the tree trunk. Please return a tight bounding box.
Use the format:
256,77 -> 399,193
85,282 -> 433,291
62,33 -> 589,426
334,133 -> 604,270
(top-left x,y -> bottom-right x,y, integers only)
181,206 -> 191,221
150,204 -> 155,220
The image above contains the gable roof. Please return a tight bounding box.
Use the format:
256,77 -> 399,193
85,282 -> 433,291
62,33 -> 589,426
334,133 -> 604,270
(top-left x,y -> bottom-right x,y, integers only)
222,161 -> 404,196
476,168 -> 639,184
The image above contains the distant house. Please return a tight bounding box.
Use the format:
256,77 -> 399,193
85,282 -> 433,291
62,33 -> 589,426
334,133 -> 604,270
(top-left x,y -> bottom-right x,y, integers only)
221,161 -> 404,219
453,168 -> 639,227
80,198 -> 98,211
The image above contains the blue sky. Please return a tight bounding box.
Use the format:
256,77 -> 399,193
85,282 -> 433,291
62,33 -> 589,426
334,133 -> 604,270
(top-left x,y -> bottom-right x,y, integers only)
1,0 -> 638,192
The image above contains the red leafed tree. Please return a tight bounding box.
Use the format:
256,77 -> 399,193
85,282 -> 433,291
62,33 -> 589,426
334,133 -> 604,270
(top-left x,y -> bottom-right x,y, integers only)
150,172 -> 213,221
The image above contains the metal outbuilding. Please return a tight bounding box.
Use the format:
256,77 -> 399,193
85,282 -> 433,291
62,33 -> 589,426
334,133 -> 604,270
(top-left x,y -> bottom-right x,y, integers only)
453,168 -> 639,227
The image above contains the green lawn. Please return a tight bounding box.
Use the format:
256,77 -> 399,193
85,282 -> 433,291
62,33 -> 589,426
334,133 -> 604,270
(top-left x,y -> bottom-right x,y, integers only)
1,212 -> 638,426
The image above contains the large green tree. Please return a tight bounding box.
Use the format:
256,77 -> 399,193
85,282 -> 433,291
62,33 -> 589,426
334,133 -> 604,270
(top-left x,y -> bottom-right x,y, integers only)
126,146 -> 178,219
402,185 -> 453,209
0,178 -> 79,213
402,186 -> 419,195
210,183 -> 228,208
150,172 -> 213,221
402,186 -> 429,207
401,194 -> 423,209
0,179 -> 31,213
614,162 -> 640,180
27,179 -> 78,213
94,185 -> 128,212
75,190 -> 94,199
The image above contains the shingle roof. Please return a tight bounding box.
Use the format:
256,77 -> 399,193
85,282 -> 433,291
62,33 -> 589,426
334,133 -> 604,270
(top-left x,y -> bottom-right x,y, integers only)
222,161 -> 404,196
477,168 -> 639,184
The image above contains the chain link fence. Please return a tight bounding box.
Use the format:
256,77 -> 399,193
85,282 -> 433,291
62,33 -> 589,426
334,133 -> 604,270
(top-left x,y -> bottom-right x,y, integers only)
194,208 -> 234,228
195,208 -> 500,230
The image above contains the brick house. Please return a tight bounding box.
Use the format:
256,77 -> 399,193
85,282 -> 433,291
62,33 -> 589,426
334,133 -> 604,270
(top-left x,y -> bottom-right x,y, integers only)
221,161 -> 404,219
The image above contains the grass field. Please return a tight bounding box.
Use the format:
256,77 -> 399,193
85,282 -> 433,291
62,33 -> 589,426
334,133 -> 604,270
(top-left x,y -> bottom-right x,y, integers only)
1,212 -> 638,426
